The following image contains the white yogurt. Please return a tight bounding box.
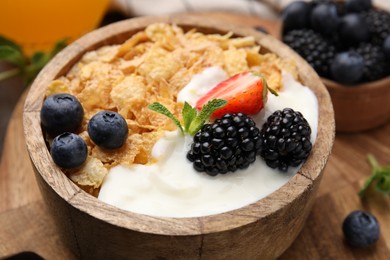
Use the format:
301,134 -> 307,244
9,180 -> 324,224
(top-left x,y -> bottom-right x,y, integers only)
98,68 -> 319,218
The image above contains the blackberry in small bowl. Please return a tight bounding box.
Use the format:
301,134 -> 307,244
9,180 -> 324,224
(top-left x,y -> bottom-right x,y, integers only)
259,108 -> 312,172
283,29 -> 336,77
187,113 -> 261,176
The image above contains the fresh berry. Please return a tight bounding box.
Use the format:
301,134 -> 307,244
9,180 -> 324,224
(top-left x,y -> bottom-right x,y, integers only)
384,35 -> 390,59
187,113 -> 261,176
258,108 -> 312,172
310,3 -> 341,36
50,132 -> 88,169
345,0 -> 372,13
363,10 -> 390,45
338,14 -> 369,47
330,51 -> 364,84
88,111 -> 128,149
283,29 -> 336,77
195,72 -> 268,118
254,26 -> 269,34
282,1 -> 312,33
40,93 -> 84,137
354,43 -> 390,81
342,210 -> 380,247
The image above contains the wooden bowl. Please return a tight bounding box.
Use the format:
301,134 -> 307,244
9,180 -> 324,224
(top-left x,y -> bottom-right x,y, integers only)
23,16 -> 335,259
322,77 -> 390,133
275,1 -> 390,133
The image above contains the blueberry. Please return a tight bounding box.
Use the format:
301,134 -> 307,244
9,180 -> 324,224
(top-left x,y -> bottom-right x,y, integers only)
384,35 -> 390,60
40,93 -> 84,137
50,132 -> 88,169
282,1 -> 312,33
338,14 -> 369,47
88,111 -> 128,149
310,3 -> 340,36
342,210 -> 380,247
254,26 -> 269,34
345,0 -> 372,13
331,51 -> 364,84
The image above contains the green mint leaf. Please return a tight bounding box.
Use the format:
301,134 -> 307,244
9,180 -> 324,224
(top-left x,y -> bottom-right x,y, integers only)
183,102 -> 196,132
148,102 -> 184,134
358,173 -> 377,197
0,35 -> 22,51
359,154 -> 390,197
0,45 -> 26,68
375,170 -> 390,194
188,99 -> 227,135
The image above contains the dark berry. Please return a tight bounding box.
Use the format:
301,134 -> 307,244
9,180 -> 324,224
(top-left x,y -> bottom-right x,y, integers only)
345,0 -> 372,13
88,111 -> 128,149
187,113 -> 261,176
354,43 -> 390,81
40,93 -> 84,137
330,51 -> 364,84
254,26 -> 269,34
50,132 -> 88,169
363,10 -> 390,45
338,14 -> 369,47
259,108 -> 312,172
283,29 -> 336,77
282,1 -> 312,33
383,35 -> 390,60
310,3 -> 340,36
342,211 -> 380,247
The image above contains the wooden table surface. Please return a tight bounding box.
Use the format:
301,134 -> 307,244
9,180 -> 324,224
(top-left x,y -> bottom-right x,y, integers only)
1,13 -> 390,259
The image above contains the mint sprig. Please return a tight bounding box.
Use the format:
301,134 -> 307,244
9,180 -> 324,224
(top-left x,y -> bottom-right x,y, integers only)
0,35 -> 67,85
148,102 -> 184,134
359,154 -> 390,197
148,99 -> 227,136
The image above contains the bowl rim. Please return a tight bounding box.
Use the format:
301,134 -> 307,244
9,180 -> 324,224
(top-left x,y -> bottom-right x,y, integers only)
23,15 -> 335,236
322,76 -> 390,93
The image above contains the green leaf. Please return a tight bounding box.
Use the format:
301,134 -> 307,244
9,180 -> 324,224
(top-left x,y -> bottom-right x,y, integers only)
0,35 -> 22,51
182,102 -> 196,132
49,38 -> 67,57
188,99 -> 227,135
359,154 -> 390,197
148,102 -> 184,134
31,51 -> 47,65
375,172 -> 390,194
0,37 -> 67,85
0,46 -> 26,68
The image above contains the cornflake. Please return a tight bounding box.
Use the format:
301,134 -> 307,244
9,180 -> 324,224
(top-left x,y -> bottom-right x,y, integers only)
46,23 -> 298,195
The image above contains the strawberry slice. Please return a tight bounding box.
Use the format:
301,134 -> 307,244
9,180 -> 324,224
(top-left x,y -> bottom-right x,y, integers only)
195,72 -> 269,118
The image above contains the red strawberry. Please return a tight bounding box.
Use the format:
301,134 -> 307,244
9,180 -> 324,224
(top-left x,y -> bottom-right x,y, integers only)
195,72 -> 269,118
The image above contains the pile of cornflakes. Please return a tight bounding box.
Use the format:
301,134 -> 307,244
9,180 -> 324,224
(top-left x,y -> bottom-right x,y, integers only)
46,23 -> 298,196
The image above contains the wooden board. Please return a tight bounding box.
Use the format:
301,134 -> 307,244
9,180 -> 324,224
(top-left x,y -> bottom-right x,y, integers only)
1,13 -> 390,259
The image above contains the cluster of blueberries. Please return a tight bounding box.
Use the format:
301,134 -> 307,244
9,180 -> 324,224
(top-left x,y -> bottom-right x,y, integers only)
282,0 -> 390,84
41,93 -> 128,168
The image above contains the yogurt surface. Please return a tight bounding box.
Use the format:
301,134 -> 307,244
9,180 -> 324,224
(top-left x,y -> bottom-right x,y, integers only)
98,67 -> 318,218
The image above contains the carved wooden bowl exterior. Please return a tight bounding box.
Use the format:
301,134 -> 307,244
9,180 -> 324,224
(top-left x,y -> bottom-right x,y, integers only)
322,77 -> 390,133
23,16 -> 335,259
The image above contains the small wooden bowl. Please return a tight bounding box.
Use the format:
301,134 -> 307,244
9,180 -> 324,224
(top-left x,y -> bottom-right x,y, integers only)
275,1 -> 390,133
322,77 -> 390,133
23,16 -> 335,259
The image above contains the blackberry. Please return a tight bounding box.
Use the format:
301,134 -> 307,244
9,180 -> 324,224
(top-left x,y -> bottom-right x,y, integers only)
283,29 -> 336,77
259,108 -> 312,172
187,113 -> 261,176
363,10 -> 390,45
354,43 -> 390,81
